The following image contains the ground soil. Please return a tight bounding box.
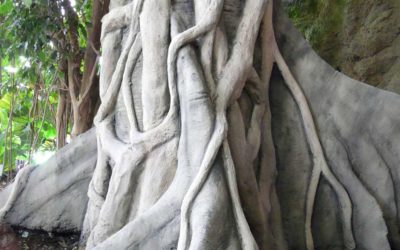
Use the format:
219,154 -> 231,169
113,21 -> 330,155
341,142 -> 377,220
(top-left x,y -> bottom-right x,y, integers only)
0,175 -> 80,250
13,227 -> 79,250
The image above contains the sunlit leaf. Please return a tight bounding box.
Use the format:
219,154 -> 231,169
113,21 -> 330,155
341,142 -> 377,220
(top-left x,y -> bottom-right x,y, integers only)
0,0 -> 12,15
0,93 -> 12,109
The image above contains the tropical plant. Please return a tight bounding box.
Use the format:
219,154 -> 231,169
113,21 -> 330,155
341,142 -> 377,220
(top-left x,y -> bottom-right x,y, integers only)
0,0 -> 105,176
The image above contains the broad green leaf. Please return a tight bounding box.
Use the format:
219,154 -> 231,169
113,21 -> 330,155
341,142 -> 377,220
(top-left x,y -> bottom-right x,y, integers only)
0,93 -> 11,109
0,0 -> 12,15
12,135 -> 21,145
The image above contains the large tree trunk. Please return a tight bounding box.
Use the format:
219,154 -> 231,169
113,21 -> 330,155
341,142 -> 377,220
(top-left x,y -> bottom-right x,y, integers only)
1,0 -> 400,249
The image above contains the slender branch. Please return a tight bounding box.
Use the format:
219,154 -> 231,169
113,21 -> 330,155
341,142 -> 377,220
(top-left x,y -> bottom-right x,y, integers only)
31,91 -> 50,153
78,55 -> 99,105
3,72 -> 16,179
28,83 -> 39,163
67,59 -> 79,112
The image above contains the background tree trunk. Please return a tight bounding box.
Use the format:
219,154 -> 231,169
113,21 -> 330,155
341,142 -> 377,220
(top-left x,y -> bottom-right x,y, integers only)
55,0 -> 110,144
72,0 -> 110,137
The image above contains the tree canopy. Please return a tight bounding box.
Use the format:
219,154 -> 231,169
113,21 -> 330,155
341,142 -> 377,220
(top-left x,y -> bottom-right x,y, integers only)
0,0 -> 99,176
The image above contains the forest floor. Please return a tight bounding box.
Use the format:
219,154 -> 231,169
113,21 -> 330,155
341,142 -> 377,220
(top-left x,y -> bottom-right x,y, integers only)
0,175 -> 80,250
13,227 -> 79,250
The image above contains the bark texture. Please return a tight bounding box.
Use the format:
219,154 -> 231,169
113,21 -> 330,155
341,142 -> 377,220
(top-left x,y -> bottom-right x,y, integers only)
0,1 -> 399,250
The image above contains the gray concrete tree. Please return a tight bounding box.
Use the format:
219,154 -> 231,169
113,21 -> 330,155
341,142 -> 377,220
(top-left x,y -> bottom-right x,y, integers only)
1,0 -> 400,249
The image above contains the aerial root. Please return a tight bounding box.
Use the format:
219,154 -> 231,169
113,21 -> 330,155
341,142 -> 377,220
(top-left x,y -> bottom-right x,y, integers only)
177,113 -> 227,250
90,107 -> 179,230
100,2 -> 135,42
222,139 -> 260,249
215,0 -> 267,108
121,34 -> 142,133
170,5 -> 228,247
88,103 -> 178,248
90,1 -> 351,249
304,165 -> 322,249
177,1 -> 267,249
273,42 -> 355,249
85,2 -> 146,241
1,1 -> 361,250
95,0 -> 144,125
86,152 -> 144,248
168,0 -> 224,117
194,0 -> 218,97
92,191 -> 181,250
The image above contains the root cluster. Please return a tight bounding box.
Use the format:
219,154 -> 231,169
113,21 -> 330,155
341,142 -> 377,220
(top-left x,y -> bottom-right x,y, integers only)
74,0 -> 356,248
0,0 -> 356,249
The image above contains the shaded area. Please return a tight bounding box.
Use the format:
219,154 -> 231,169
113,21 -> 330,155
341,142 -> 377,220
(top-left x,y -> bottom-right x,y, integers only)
271,4 -> 400,249
14,227 -> 79,250
286,0 -> 400,93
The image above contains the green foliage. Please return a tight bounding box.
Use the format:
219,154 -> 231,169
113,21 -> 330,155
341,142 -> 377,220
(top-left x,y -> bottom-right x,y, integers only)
0,0 -> 91,173
0,57 -> 58,172
285,0 -> 346,44
285,0 -> 347,67
0,0 -> 12,14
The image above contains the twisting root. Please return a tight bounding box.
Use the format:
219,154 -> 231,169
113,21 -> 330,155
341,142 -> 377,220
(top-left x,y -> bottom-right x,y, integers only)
91,0 -> 353,249
273,35 -> 355,250
2,1 -> 359,249
92,4 -> 227,245
85,0 -> 145,246
222,139 -> 260,249
85,137 -> 110,221
167,0 -> 224,120
100,2 -> 135,42
121,35 -> 142,133
92,191 -> 181,250
87,113 -> 178,248
87,0 -> 182,245
304,165 -> 322,249
178,0 -> 267,249
177,113 -> 227,250
169,2 -> 228,249
194,0 -> 217,98
216,0 -> 268,108
87,149 -> 145,247
85,24 -> 141,237
96,115 -> 126,160
94,0 -> 144,124
213,26 -> 229,75
200,29 -> 217,97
